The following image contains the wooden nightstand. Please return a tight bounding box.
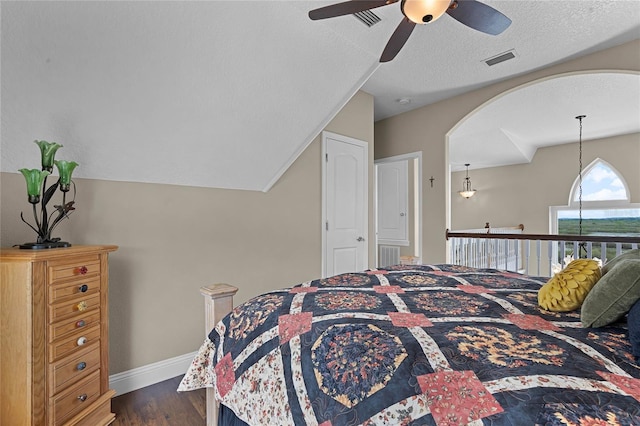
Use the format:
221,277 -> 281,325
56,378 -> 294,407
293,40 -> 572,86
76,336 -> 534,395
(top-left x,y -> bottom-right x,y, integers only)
1,245 -> 118,425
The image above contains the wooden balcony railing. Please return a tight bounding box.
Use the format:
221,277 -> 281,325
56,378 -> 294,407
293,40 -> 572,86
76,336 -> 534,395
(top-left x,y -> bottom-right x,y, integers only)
446,228 -> 640,277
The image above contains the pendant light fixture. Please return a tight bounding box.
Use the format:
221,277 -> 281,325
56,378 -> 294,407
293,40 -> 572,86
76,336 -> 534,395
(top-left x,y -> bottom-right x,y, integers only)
401,0 -> 452,25
459,163 -> 476,198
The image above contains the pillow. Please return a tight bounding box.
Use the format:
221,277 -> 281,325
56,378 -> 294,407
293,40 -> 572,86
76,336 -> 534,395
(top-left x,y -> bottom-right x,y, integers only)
581,258 -> 640,327
601,249 -> 640,275
538,259 -> 601,312
628,299 -> 640,362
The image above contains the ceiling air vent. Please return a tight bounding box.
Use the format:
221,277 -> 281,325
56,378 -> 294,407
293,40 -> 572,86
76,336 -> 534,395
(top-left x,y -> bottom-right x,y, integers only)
354,10 -> 381,27
484,49 -> 517,66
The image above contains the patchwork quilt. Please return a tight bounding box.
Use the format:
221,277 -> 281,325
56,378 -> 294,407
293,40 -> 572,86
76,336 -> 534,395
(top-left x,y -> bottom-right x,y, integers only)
179,264 -> 640,425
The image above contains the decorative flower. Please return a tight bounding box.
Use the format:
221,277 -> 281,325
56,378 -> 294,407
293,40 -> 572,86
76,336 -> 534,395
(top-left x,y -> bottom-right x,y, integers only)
34,140 -> 63,171
19,168 -> 50,203
55,160 -> 79,192
19,139 -> 78,246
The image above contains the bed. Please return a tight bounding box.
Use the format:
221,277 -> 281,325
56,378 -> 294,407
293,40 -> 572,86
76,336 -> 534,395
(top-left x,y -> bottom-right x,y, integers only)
178,262 -> 640,425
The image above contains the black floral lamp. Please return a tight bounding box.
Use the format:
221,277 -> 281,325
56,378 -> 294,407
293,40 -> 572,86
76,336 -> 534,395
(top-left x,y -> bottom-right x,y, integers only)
18,140 -> 78,249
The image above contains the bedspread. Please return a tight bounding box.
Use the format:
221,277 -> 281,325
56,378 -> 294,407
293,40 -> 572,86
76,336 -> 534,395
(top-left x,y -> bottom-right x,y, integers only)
179,264 -> 640,425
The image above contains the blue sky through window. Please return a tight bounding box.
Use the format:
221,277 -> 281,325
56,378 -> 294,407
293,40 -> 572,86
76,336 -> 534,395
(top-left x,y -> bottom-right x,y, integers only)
574,162 -> 626,201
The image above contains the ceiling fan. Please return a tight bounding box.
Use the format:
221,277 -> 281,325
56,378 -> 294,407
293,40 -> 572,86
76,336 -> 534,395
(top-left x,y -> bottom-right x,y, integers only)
309,0 -> 512,63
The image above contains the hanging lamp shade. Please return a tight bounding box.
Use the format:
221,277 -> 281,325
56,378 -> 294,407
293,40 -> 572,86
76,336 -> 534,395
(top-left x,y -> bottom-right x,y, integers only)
401,0 -> 451,24
459,163 -> 476,198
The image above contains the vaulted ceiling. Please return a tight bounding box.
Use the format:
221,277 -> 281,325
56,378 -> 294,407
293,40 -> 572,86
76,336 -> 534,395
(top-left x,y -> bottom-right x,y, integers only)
2,1 -> 639,190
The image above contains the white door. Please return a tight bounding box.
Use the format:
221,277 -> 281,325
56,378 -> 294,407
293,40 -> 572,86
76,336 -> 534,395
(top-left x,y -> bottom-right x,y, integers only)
322,132 -> 368,277
376,160 -> 409,244
375,152 -> 423,267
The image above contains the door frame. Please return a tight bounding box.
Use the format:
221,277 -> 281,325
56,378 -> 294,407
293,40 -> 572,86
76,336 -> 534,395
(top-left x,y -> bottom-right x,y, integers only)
374,152 -> 423,267
321,131 -> 369,278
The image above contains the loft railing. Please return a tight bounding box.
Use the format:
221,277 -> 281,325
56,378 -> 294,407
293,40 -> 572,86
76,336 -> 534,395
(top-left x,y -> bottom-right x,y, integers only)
446,228 -> 640,277
447,223 -> 524,272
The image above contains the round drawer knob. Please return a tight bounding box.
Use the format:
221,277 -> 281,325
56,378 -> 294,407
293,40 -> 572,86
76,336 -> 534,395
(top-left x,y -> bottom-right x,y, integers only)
77,266 -> 88,275
79,284 -> 89,293
76,301 -> 88,312
76,320 -> 86,328
77,394 -> 88,402
76,362 -> 86,371
77,336 -> 87,346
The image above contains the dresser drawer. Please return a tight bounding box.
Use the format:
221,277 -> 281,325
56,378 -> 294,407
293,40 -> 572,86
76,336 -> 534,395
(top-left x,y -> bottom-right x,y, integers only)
49,310 -> 101,343
1,245 -> 117,426
49,276 -> 100,304
49,343 -> 101,396
49,293 -> 100,323
49,325 -> 100,362
48,256 -> 100,284
50,370 -> 101,426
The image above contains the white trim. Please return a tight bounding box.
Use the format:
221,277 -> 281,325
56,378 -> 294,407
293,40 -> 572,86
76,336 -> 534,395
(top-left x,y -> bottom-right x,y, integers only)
109,351 -> 197,396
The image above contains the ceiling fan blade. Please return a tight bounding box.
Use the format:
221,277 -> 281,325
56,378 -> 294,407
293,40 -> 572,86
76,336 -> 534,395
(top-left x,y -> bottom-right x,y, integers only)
380,18 -> 416,63
309,0 -> 398,21
446,0 -> 511,35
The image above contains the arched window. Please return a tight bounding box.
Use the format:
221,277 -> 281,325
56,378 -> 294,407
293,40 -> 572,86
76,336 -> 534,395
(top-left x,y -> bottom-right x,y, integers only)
569,159 -> 629,204
550,159 -> 639,236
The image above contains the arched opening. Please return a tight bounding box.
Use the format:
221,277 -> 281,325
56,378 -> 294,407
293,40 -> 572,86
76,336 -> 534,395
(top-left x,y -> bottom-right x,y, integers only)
445,70 -> 639,243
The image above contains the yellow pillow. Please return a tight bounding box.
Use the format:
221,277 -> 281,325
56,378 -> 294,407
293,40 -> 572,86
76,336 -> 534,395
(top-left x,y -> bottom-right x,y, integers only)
538,259 -> 601,312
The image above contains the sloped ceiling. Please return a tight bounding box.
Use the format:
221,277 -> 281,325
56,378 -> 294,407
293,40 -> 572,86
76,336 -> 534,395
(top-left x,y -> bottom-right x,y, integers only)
1,1 -> 380,191
2,1 -> 639,190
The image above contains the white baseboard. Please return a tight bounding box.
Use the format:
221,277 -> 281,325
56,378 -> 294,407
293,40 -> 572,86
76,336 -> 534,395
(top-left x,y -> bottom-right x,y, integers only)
109,351 -> 197,396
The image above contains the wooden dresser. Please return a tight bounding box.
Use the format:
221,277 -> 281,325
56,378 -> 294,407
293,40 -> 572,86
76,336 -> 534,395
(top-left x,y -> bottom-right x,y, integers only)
1,245 -> 118,426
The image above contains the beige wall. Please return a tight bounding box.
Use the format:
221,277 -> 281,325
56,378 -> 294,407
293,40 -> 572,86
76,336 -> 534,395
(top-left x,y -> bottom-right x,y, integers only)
451,132 -> 640,233
375,39 -> 640,262
0,90 -> 374,374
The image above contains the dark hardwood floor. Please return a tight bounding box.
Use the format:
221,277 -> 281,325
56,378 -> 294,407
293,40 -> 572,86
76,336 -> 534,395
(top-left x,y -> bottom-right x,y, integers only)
111,375 -> 206,426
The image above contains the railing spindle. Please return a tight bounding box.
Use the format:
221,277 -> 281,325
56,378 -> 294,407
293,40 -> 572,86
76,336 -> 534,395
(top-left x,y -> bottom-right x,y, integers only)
446,230 -> 640,277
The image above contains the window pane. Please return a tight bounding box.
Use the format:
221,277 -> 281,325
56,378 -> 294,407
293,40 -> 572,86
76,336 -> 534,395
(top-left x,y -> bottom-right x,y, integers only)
574,162 -> 627,201
558,209 -> 640,235
557,209 -> 639,261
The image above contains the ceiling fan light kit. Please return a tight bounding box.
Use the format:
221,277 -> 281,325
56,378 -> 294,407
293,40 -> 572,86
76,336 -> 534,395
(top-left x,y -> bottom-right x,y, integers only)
401,0 -> 452,24
309,0 -> 511,63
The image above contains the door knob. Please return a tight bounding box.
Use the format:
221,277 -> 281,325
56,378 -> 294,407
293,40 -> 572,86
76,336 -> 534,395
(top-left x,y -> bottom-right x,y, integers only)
357,236 -> 365,242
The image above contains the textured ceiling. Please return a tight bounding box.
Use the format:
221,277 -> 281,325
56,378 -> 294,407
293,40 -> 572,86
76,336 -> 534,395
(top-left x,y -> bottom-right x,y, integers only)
362,0 -> 640,121
2,1 -> 639,190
